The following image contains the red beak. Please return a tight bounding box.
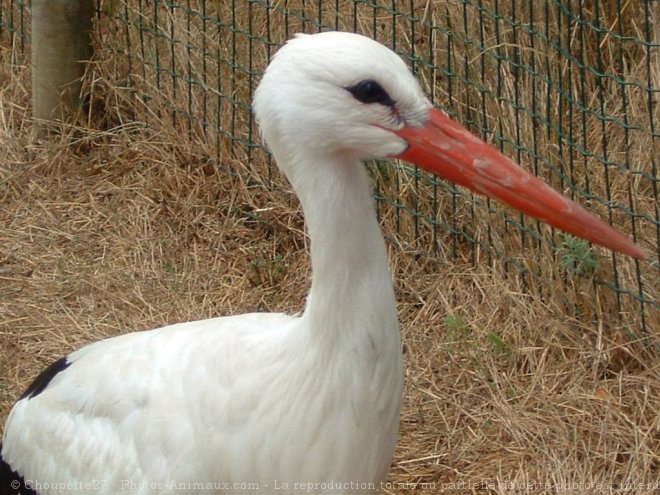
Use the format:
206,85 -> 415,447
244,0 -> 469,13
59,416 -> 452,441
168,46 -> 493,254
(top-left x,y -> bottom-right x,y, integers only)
395,108 -> 646,260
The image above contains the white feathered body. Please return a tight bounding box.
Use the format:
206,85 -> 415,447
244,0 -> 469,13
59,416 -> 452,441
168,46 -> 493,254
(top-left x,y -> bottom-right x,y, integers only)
2,142 -> 404,494
3,308 -> 402,493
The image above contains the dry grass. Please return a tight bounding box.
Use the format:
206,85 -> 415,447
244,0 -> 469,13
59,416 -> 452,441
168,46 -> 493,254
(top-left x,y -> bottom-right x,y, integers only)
1,1 -> 659,494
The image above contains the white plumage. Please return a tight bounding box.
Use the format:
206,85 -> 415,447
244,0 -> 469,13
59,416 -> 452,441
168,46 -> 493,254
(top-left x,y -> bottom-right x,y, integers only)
1,31 -> 644,495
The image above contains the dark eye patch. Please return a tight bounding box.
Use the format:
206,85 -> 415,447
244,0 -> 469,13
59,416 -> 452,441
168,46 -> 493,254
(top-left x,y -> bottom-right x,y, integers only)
346,79 -> 395,107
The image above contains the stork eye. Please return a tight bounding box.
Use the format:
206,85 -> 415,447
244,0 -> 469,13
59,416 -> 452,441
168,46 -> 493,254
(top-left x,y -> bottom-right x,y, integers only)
346,79 -> 395,107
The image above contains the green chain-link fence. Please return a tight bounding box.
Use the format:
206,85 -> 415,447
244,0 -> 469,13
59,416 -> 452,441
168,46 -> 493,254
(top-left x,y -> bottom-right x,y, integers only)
0,0 -> 25,54
1,0 -> 658,335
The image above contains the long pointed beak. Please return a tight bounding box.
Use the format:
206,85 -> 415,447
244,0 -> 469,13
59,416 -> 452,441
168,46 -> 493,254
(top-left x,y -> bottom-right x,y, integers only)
395,108 -> 646,260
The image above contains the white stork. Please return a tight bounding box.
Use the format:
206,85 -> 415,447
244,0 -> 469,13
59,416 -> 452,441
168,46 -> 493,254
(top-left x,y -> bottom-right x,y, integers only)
1,31 -> 645,495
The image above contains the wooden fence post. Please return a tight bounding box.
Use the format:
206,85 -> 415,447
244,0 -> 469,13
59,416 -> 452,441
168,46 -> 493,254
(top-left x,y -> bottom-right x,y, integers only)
31,0 -> 93,132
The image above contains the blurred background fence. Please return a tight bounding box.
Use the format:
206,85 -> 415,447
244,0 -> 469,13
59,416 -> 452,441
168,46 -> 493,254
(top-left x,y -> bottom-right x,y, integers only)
1,0 -> 658,335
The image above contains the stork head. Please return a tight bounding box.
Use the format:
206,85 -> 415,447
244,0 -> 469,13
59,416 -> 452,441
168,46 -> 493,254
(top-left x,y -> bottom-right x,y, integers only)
253,31 -> 646,260
254,31 -> 427,162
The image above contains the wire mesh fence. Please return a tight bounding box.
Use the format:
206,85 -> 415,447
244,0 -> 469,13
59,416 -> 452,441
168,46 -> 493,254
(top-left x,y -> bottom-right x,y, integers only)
0,0 -> 26,56
1,0 -> 658,335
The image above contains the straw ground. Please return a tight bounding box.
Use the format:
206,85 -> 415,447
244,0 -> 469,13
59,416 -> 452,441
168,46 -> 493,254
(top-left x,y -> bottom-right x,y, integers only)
1,1 -> 659,494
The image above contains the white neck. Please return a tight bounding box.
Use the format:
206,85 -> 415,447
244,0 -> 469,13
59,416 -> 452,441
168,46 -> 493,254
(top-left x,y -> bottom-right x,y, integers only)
280,153 -> 404,484
284,153 -> 399,352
